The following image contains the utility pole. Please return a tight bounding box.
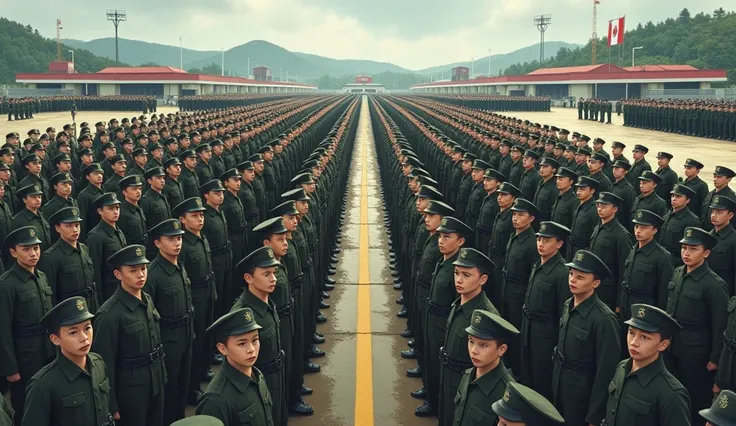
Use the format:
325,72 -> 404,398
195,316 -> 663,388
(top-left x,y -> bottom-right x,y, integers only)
591,0 -> 599,64
56,19 -> 63,61
220,48 -> 224,76
632,46 -> 643,67
534,14 -> 552,66
179,36 -> 183,69
487,48 -> 492,76
106,10 -> 127,66
68,50 -> 74,66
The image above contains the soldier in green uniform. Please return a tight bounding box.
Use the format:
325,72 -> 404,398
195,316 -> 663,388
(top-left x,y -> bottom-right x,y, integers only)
200,179 -> 232,317
518,151 -> 540,201
240,161 -> 261,253
551,167 -> 578,231
491,381 -> 564,425
475,169 -> 503,253
77,164 -> 105,238
231,247 -> 288,426
628,145 -> 652,194
533,158 -> 559,223
655,152 -> 678,200
92,245 -> 166,426
179,150 -> 200,200
21,296 -> 114,426
551,250 -> 621,426
127,148 -> 147,178
667,227 -> 729,425
452,310 -> 517,426
588,152 -> 612,193
0,227 -> 55,426
144,219 -> 194,425
12,184 -> 52,252
508,146 -> 524,188
488,183 -> 519,306
85,193 -> 127,301
40,207 -> 98,311
103,155 -> 127,194
465,160 -> 490,229
701,166 -> 736,231
117,175 -> 147,246
610,160 -> 635,231
700,389 -> 736,426
660,184 -> 701,267
438,248 -> 498,426
589,192 -> 634,310
520,221 -> 571,398
17,154 -> 49,206
682,158 -> 709,218
456,153 -> 476,224
707,195 -> 736,295
632,171 -> 669,222
41,173 -> 77,230
220,169 -> 247,261
572,147 -> 591,178
604,303 -> 691,425
566,176 -> 599,259
162,157 -> 184,210
141,167 -> 171,231
250,155 -> 268,223
195,307 -> 273,426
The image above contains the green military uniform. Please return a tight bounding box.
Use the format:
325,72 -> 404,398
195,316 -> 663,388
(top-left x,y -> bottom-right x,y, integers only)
707,195 -> 736,295
682,158 -> 709,218
195,145 -> 214,187
700,389 -> 736,426
611,161 -> 636,231
475,175 -> 499,254
551,250 -> 621,426
654,156 -> 678,201
162,158 -> 185,210
196,308 -> 274,426
40,173 -> 78,229
21,297 -> 114,426
77,164 -> 105,237
179,150 -> 200,200
488,183 -> 518,306
117,175 -> 148,246
239,162 -> 261,253
631,171 -> 669,223
520,222 -> 571,398
700,166 -> 736,231
140,168 -> 171,233
491,381 -> 564,425
220,169 -> 247,261
717,300 -> 736,401
550,168 -> 578,230
200,179 -> 233,317
533,158 -> 559,223
605,304 -> 691,426
12,185 -> 52,252
465,160 -> 490,229
659,185 -> 701,267
452,310 -> 517,426
627,146 -> 652,192
144,220 -> 194,425
567,177 -> 599,259
85,193 -> 128,301
518,152 -> 541,201
92,245 -> 166,426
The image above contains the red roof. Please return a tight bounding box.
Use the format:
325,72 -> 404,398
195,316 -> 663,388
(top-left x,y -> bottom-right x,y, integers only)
623,65 -> 698,72
527,64 -> 626,75
97,66 -> 187,74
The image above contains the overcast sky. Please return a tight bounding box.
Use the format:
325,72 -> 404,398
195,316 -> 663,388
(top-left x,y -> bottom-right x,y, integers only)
4,1 -> 726,69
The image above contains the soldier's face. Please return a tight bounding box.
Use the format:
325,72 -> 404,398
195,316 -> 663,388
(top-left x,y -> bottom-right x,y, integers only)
575,154 -> 586,165
627,327 -> 669,362
454,266 -> 486,295
205,190 -> 224,206
564,150 -> 575,160
416,198 -> 429,213
25,194 -> 42,210
246,266 -> 278,296
181,211 -> 204,231
219,330 -> 260,369
184,157 -> 197,169
114,264 -> 148,290
471,169 -> 484,182
613,167 -> 627,181
282,214 -> 298,232
264,234 -> 288,258
438,232 -> 464,255
632,150 -> 644,160
639,180 -> 655,195
150,175 -> 165,191
670,193 -> 689,210
11,244 -> 40,268
425,213 -> 442,231
511,151 -> 521,162
537,236 -> 563,258
57,221 -> 81,242
27,161 -> 41,175
657,158 -> 669,168
634,224 -> 657,243
155,235 -> 182,257
512,211 -> 534,229
713,174 -> 730,189
296,200 -> 309,216
576,187 -> 594,201
587,159 -> 603,172
99,204 -> 120,223
467,335 -> 505,371
568,268 -> 599,296
711,208 -> 734,228
51,320 -> 93,358
596,202 -> 617,220
56,182 -> 72,197
483,178 -> 498,192
681,244 -> 709,267
123,186 -> 142,202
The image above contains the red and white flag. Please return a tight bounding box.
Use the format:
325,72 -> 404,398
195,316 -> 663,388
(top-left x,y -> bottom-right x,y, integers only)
608,17 -> 625,46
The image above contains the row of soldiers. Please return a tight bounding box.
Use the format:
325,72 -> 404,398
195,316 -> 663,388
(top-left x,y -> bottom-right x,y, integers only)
375,92 -> 736,426
0,93 -> 356,426
623,99 -> 736,141
576,98 -> 614,123
416,94 -> 552,112
178,94 -> 309,112
2,95 -> 158,119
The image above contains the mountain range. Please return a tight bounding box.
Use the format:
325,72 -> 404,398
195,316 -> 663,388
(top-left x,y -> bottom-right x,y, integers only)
62,37 -> 581,80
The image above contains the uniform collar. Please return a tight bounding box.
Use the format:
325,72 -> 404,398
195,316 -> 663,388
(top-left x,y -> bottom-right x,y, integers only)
115,286 -> 146,311
222,359 -> 254,394
183,229 -> 204,244
241,288 -> 272,316
539,252 -> 564,273
514,226 -> 534,243
636,239 -> 657,255
455,291 -> 491,314
684,262 -> 709,281
474,360 -> 509,395
153,254 -> 179,275
99,220 -> 120,237
11,262 -> 38,281
600,217 -> 620,230
571,292 -> 599,318
713,224 -> 734,239
626,355 -> 666,387
56,238 -> 79,255
58,352 -> 93,382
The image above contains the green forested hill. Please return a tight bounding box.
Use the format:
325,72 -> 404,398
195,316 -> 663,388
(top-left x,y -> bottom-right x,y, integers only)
0,18 -> 120,84
503,8 -> 736,85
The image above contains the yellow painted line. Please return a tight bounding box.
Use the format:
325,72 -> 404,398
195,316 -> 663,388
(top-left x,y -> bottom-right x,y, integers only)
355,98 -> 374,426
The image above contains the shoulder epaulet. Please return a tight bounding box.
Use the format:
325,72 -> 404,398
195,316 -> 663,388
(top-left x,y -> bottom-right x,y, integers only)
44,242 -> 61,255
662,369 -> 687,391
205,371 -> 227,396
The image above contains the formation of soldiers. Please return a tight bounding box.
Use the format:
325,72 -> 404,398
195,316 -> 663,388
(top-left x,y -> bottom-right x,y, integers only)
2,96 -> 158,119
577,98 -> 614,124
375,92 -> 736,426
623,99 -> 736,141
178,95 -> 309,112
416,94 -> 552,112
0,93 -> 356,426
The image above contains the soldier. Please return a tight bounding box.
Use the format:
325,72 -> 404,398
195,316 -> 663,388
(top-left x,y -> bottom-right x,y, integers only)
40,207 -> 98,311
611,160 -> 636,231
701,166 -> 736,230
519,150 -> 541,201
508,146 -> 524,187
604,304 -> 691,425
259,146 -> 278,208
589,192 -> 634,310
666,227 -> 729,425
92,245 -> 166,426
550,167 -> 578,231
162,157 -> 184,210
179,150 -> 200,200
533,158 -> 559,223
491,381 -> 564,425
85,193 -> 127,301
465,160 -> 490,229
488,183 -> 519,306
209,140 -> 227,179
195,308 -> 273,426
144,219 -> 194,425
660,184 -> 701,267
240,161 -> 261,253
438,248 -> 498,426
588,152 -> 612,193
0,227 -> 55,426
231,247 -> 288,426
655,152 -> 678,200
200,179 -> 232,317
551,250 -> 620,426
117,175 -> 147,246
476,169 -> 503,253
127,148 -> 147,178
572,147 -> 591,178
700,390 -> 736,426
497,140 -> 513,180
566,176 -> 599,259
632,171 -> 669,221
141,167 -> 171,237
708,195 -> 736,295
103,155 -> 127,193
682,158 -> 709,218
220,169 -> 247,261
456,153 -> 476,223
21,297 -> 114,426
628,145 -> 652,193
250,154 -> 268,222
12,184 -> 52,252
451,310 -> 517,426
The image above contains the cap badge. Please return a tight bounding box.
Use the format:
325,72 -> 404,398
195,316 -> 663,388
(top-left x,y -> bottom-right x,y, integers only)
686,229 -> 693,238
637,308 -> 646,318
195,198 -> 202,207
268,248 -> 275,259
76,299 -> 85,311
135,247 -> 143,257
427,202 -> 433,209
71,208 -> 78,216
720,393 -> 729,409
460,250 -> 467,259
29,229 -> 36,237
576,252 -> 584,261
34,185 -> 39,191
173,221 -> 180,230
473,314 -> 481,325
441,218 -> 448,226
540,223 -> 547,232
714,196 -> 720,204
244,310 -> 253,322
503,390 -> 511,402
637,211 -> 643,219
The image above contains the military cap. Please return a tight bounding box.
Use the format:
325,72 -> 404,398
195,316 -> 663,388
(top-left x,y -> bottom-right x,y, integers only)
83,163 -> 104,176
175,134 -> 189,143
423,200 -> 455,216
683,158 -> 704,169
559,128 -> 570,135
49,172 -> 73,186
21,154 -> 41,165
408,168 -> 431,179
453,248 -> 495,275
465,309 -> 519,341
121,138 -> 134,147
110,154 -> 126,164
656,152 -> 673,160
98,131 -> 110,138
536,221 -> 571,240
5,132 -> 18,139
233,161 -> 254,173
78,134 -> 91,142
524,150 -> 540,160
200,179 -> 225,195
575,176 -> 599,189
632,209 -> 665,228
210,139 -> 223,148
148,130 -> 159,137
27,129 -> 40,136
148,143 -> 163,153
550,126 -> 560,132
576,147 -> 592,156
131,147 -> 147,158
416,185 -> 443,200
178,149 -> 196,160
164,157 -> 181,169
715,166 -> 736,178
581,135 -> 592,142
566,249 -> 611,279
93,192 -> 121,208
270,200 -> 299,216
572,131 -> 581,138
595,191 -> 623,206
492,382 -> 564,425
53,153 -> 71,165
632,144 -> 649,153
471,159 -> 491,170
257,145 -> 272,154
452,145 -> 467,154
511,145 -> 526,154
483,168 -> 506,182
40,296 -> 95,332
195,144 -> 211,154
169,415 -> 224,426
510,198 -> 539,215
282,188 -> 310,202
539,157 -> 560,169
638,170 -> 662,184
416,175 -> 438,186
0,147 -> 12,157
173,197 -> 206,217
101,142 -> 115,151
668,184 -> 695,201
401,156 -> 423,168
107,245 -> 149,268
0,162 -> 9,171
48,206 -> 83,225
113,127 -> 125,134
497,182 -> 522,197
611,141 -> 626,150
500,139 -> 514,148
119,175 -> 143,190
625,303 -> 682,336
544,138 -> 555,146
593,138 -> 606,145
700,390 -> 736,426
4,226 -> 43,250
30,143 -> 45,152
149,218 -> 185,239
590,152 -> 609,164
612,160 -> 632,170
219,168 -> 239,182
564,144 -> 576,152
55,139 -> 69,148
207,306 -> 264,344
462,152 -> 478,162
555,167 -> 578,181
436,216 -> 473,237
17,184 -> 44,199
710,195 -> 736,212
252,217 -> 288,237
189,131 -> 201,138
143,167 -> 165,181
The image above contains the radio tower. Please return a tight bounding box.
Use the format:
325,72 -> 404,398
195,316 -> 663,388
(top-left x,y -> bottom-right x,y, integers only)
56,19 -> 63,61
591,0 -> 599,64
534,14 -> 552,66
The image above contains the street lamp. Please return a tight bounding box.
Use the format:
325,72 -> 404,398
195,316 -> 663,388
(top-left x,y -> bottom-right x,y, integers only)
68,49 -> 74,65
632,46 -> 643,67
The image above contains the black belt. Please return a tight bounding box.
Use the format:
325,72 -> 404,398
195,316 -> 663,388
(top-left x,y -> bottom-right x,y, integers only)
621,284 -> 654,297
211,241 -> 232,254
476,225 -> 491,235
245,211 -> 259,220
257,350 -> 285,375
277,303 -> 292,317
553,347 -> 594,374
416,275 -> 432,289
289,274 -> 304,290
440,349 -> 473,373
190,272 -> 215,289
427,299 -> 452,316
159,308 -> 194,328
14,323 -> 46,337
120,344 -> 165,369
60,282 -> 97,299
723,331 -> 736,352
489,245 -> 505,257
677,318 -> 707,329
522,304 -> 554,321
502,268 -> 526,284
